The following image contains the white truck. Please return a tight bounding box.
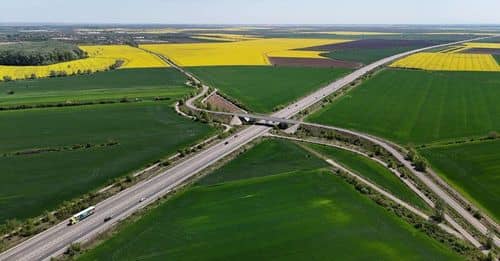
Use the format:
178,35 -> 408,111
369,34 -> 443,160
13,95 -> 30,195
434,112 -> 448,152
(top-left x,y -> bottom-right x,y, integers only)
68,206 -> 95,225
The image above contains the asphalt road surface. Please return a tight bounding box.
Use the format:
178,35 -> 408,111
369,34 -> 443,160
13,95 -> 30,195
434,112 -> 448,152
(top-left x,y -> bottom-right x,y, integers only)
0,36 -> 491,261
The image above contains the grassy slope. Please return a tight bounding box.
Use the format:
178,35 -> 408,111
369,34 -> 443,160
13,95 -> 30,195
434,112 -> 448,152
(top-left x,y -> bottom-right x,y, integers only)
307,69 -> 500,145
189,66 -> 351,113
494,55 -> 500,65
0,102 -> 214,223
420,140 -> 500,221
79,140 -> 460,261
322,47 -> 417,64
0,68 -> 189,106
308,144 -> 429,211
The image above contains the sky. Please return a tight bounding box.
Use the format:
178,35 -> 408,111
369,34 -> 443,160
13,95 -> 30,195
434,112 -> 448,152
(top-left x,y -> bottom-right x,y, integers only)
1,0 -> 499,25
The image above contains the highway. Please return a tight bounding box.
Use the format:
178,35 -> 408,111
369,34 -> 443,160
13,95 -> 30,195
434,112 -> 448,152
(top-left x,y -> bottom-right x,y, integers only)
0,36 -> 491,260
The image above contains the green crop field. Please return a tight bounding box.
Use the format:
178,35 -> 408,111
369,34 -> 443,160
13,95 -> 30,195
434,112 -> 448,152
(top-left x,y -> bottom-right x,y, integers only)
307,69 -> 500,145
322,47 -> 417,64
189,66 -> 351,113
476,37 -> 500,43
307,144 -> 429,211
494,55 -> 500,65
0,68 -> 189,106
198,139 -> 327,186
0,102 -> 214,223
79,139 -> 460,261
420,140 -> 500,222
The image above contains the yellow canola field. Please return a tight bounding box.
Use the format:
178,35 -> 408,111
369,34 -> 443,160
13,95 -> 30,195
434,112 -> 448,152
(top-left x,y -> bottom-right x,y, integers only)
0,57 -> 117,81
429,42 -> 500,54
179,27 -> 270,32
390,53 -> 500,72
79,45 -> 168,69
191,33 -> 261,42
462,42 -> 500,49
141,38 -> 351,67
303,31 -> 400,35
0,45 -> 167,81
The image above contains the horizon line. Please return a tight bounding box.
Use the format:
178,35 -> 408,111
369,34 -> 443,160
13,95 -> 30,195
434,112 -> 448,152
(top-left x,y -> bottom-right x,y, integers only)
1,23 -> 500,27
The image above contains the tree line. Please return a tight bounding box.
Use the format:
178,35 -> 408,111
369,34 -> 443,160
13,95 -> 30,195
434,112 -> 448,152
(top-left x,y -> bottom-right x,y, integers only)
0,41 -> 87,66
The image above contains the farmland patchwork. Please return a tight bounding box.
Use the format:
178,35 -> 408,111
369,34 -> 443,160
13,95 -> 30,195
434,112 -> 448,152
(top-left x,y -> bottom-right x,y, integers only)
140,38 -> 353,67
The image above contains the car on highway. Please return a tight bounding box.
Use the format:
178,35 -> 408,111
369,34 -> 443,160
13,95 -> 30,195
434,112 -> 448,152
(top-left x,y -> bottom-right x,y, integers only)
103,216 -> 113,222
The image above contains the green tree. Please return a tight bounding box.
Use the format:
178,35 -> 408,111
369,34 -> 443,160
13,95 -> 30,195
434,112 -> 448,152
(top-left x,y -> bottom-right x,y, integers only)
65,243 -> 81,256
485,231 -> 494,250
414,159 -> 427,172
432,200 -> 445,223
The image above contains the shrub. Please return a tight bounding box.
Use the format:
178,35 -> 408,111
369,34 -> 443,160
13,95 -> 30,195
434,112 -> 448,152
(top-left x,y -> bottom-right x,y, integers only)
485,232 -> 494,250
414,159 -> 427,172
387,161 -> 395,169
65,243 -> 81,256
405,149 -> 417,161
472,210 -> 482,220
160,160 -> 171,167
109,59 -> 125,70
432,200 -> 445,223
